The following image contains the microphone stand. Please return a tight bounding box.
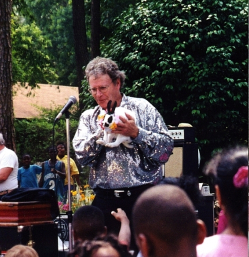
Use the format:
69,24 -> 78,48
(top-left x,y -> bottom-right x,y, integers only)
64,110 -> 73,252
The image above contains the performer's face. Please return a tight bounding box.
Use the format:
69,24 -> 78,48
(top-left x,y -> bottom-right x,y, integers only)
88,74 -> 122,109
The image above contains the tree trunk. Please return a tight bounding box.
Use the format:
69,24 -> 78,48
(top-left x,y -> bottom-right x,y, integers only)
0,0 -> 16,151
91,0 -> 100,58
72,0 -> 89,112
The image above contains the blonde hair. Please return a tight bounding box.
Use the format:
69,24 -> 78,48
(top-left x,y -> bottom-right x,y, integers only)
5,245 -> 39,257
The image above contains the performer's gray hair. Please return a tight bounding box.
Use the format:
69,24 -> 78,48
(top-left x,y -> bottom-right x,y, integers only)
0,133 -> 5,145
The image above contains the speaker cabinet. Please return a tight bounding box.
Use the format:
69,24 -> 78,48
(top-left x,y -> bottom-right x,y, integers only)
0,223 -> 58,257
164,143 -> 199,177
197,195 -> 215,236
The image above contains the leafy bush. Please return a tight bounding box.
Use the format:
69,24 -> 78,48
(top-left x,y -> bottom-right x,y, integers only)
14,105 -> 90,183
11,16 -> 58,87
104,0 -> 248,169
15,109 -> 78,161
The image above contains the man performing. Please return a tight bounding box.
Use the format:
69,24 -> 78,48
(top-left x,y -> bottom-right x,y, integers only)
0,133 -> 19,200
72,57 -> 174,250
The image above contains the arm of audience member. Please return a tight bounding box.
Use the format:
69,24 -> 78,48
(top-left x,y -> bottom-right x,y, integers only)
52,162 -> 66,179
17,169 -> 21,188
72,174 -> 81,187
111,208 -> 131,248
0,167 -> 13,183
38,163 -> 45,187
70,158 -> 81,188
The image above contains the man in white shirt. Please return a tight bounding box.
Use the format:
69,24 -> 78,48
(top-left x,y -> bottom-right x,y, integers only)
0,132 -> 18,199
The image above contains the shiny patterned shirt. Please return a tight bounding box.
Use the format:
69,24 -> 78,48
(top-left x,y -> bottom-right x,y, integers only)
73,94 -> 174,189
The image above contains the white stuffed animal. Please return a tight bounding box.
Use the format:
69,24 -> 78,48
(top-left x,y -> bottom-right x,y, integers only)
96,100 -> 136,148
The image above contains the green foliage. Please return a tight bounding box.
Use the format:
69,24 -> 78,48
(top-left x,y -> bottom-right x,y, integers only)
104,0 -> 248,167
14,105 -> 90,183
11,15 -> 58,87
80,79 -> 97,110
20,0 -> 78,86
15,106 -> 80,164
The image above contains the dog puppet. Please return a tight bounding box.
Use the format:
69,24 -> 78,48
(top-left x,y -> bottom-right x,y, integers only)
96,100 -> 136,148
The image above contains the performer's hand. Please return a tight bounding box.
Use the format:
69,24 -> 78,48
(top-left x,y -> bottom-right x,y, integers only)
113,113 -> 139,139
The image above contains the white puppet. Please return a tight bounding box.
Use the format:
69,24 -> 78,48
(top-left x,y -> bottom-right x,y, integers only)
96,100 -> 136,148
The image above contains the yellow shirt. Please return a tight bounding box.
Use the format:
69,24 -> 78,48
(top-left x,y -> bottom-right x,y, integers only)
56,155 -> 79,185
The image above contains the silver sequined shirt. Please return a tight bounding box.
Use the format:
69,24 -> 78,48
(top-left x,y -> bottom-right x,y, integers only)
72,94 -> 174,189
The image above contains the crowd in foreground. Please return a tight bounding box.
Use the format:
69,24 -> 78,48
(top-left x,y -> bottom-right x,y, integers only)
1,146 -> 248,257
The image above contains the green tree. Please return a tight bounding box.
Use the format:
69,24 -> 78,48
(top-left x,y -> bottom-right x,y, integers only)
104,0 -> 248,168
14,106 -> 90,182
14,106 -> 80,163
11,15 -> 58,87
0,0 -> 16,150
19,0 -> 77,86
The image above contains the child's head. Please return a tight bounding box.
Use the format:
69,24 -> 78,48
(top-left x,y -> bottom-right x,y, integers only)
70,235 -> 131,257
160,175 -> 202,209
5,245 -> 38,257
48,146 -> 57,160
204,146 -> 248,236
56,141 -> 67,157
22,154 -> 31,168
132,184 -> 205,257
72,206 -> 106,242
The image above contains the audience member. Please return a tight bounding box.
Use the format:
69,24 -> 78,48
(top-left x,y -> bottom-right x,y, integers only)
72,206 -> 131,249
69,235 -> 132,257
39,146 -> 66,201
159,175 -> 202,209
133,184 -> 206,257
5,245 -> 38,257
197,146 -> 248,257
72,205 -> 106,242
0,132 -> 18,200
56,141 -> 81,202
18,154 -> 42,188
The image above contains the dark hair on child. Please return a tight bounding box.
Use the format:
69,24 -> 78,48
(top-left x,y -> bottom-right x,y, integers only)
204,146 -> 248,236
160,175 -> 202,209
56,141 -> 67,150
68,234 -> 132,257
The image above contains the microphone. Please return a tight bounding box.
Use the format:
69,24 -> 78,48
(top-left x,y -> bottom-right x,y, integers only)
54,96 -> 77,122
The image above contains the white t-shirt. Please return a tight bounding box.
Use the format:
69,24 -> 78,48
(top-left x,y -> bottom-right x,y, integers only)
0,146 -> 18,191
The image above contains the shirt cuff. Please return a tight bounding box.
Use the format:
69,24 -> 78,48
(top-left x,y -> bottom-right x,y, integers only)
132,127 -> 152,145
